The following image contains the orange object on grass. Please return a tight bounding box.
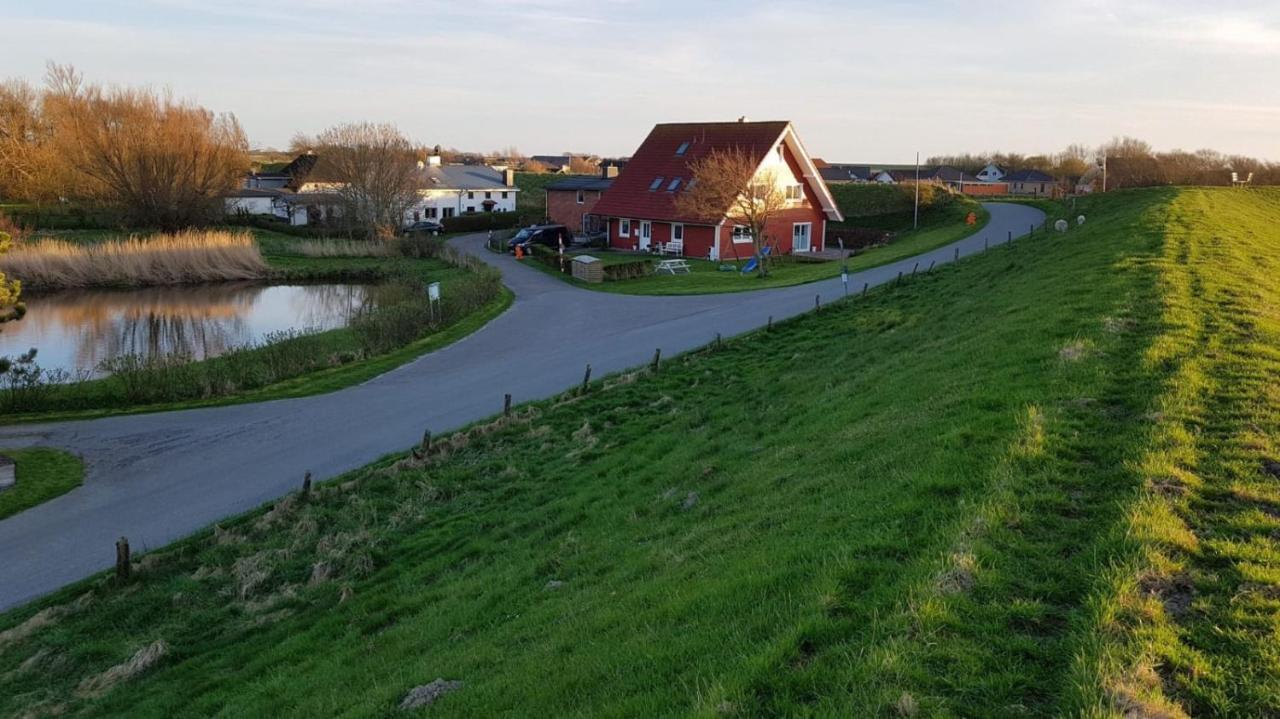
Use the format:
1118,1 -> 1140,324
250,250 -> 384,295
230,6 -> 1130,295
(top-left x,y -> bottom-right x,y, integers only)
515,245 -> 524,259
966,212 -> 977,225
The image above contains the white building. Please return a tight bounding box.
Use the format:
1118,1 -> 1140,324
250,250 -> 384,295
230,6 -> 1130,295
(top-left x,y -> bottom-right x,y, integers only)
223,188 -> 285,217
405,157 -> 519,224
976,163 -> 1006,182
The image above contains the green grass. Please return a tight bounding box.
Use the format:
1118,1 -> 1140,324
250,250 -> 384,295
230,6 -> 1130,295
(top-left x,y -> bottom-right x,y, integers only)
1,188 -> 1276,716
0,448 -> 84,520
1,229 -> 511,424
525,200 -> 990,295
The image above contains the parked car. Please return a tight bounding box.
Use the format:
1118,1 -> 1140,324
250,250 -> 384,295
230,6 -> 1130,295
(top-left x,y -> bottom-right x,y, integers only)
507,224 -> 573,252
402,220 -> 443,235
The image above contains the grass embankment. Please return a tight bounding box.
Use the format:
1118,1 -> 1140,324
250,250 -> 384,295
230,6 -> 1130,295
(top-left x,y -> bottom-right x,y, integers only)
0,188 -> 1276,716
0,448 -> 83,520
525,199 -> 989,295
0,230 -> 510,424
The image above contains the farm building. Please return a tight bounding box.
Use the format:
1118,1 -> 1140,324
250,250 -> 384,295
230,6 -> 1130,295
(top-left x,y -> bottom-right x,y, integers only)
590,119 -> 842,260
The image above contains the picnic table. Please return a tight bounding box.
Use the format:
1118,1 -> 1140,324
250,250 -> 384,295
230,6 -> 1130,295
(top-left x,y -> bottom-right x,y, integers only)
654,259 -> 692,275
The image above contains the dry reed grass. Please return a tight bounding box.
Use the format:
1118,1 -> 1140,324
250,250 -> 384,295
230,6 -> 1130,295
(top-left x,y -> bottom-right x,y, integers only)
0,230 -> 268,289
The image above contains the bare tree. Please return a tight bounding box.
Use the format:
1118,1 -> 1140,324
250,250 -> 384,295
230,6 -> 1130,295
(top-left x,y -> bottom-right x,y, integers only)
38,64 -> 249,229
676,147 -> 787,277
567,156 -> 599,175
313,122 -> 422,238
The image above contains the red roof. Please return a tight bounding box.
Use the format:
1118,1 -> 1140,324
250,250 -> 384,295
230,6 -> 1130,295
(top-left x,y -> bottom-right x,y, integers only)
591,121 -> 791,224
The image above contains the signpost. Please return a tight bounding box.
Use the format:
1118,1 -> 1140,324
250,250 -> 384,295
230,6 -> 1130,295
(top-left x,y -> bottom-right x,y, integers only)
427,281 -> 441,322
841,263 -> 849,296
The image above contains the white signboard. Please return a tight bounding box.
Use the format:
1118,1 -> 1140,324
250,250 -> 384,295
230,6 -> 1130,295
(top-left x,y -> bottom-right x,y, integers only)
427,282 -> 441,302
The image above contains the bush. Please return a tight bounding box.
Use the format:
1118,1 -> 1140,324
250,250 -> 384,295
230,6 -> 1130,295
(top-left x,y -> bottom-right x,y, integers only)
441,211 -> 521,233
603,260 -> 653,281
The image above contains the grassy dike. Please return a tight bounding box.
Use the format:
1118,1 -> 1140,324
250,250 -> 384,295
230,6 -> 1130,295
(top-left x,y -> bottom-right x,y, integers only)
0,188 -> 1276,716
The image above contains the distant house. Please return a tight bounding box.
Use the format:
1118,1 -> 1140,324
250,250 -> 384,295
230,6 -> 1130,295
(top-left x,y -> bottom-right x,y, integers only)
276,192 -> 344,226
976,163 -> 1006,182
544,175 -> 613,233
590,119 -> 843,259
818,164 -> 876,184
1005,169 -> 1056,197
223,188 -> 284,217
881,166 -> 981,189
408,156 -> 519,222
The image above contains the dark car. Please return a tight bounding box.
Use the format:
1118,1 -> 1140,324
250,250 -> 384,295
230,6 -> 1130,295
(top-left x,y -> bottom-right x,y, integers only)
507,224 -> 572,253
402,220 -> 443,235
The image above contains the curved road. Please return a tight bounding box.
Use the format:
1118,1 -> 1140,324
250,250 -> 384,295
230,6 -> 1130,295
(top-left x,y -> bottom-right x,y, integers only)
0,202 -> 1044,610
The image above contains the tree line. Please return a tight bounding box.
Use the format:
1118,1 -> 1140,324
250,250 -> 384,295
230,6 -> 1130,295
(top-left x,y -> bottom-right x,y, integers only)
929,137 -> 1280,189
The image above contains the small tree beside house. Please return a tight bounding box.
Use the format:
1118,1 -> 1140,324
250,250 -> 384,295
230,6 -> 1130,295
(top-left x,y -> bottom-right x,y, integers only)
676,147 -> 788,276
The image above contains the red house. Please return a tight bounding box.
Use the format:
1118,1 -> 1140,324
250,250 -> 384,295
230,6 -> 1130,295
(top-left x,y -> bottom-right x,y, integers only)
590,120 -> 843,260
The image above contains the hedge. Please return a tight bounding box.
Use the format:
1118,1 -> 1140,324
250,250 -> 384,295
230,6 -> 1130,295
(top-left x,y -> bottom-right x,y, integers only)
441,211 -> 521,233
827,182 -> 956,219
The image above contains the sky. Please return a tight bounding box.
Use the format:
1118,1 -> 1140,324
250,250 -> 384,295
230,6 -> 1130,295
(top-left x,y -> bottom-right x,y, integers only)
2,0 -> 1278,163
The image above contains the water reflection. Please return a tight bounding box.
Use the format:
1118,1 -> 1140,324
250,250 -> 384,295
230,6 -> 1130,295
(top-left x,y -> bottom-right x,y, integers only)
0,282 -> 377,378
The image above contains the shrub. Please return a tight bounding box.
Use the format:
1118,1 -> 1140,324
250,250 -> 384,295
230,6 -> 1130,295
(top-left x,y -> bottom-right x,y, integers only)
602,260 -> 653,281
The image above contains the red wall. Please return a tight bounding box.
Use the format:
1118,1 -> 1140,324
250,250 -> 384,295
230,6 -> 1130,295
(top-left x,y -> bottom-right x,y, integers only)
547,189 -> 605,232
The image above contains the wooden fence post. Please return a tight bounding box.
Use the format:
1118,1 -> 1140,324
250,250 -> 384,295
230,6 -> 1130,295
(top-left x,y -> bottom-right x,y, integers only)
912,262 -> 919,276
862,282 -> 868,296
954,247 -> 960,262
767,315 -> 773,331
503,393 -> 512,417
420,429 -> 432,454
581,364 -> 592,393
115,537 -> 130,581
896,271 -> 903,285
302,471 -> 312,497
814,294 -> 820,312
928,260 -> 935,272
651,348 -> 661,372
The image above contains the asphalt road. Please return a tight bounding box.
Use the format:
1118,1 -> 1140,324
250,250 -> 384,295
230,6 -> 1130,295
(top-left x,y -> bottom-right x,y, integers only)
0,202 -> 1045,610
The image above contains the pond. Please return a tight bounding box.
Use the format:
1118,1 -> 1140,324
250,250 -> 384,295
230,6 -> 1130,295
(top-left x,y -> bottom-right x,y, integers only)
0,283 -> 378,378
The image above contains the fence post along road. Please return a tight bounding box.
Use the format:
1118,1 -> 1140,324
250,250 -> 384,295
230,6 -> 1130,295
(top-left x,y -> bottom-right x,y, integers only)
0,202 -> 1046,610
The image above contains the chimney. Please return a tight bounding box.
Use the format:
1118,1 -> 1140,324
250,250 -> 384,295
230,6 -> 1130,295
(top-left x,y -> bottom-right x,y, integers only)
737,116 -> 749,123
602,164 -> 619,179
503,168 -> 516,187
427,155 -> 442,167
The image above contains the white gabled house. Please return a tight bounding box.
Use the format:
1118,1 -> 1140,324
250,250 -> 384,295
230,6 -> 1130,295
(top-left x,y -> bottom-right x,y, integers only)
976,163 -> 1006,182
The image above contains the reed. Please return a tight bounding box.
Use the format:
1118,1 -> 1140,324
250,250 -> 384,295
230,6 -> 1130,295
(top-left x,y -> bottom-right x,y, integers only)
0,230 -> 268,289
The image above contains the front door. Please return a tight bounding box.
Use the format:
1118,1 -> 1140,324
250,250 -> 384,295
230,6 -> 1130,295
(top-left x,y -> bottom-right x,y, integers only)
639,221 -> 652,250
793,222 -> 812,252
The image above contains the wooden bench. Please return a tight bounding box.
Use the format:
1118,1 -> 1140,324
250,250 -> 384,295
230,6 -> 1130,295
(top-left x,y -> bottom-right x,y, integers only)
654,259 -> 692,275
661,239 -> 684,256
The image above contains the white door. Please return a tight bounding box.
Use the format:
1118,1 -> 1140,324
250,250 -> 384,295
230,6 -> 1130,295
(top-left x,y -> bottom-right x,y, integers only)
639,221 -> 652,250
793,222 -> 812,252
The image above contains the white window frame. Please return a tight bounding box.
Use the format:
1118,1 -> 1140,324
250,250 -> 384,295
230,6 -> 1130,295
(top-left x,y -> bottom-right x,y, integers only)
732,225 -> 753,244
785,184 -> 803,202
671,223 -> 684,242
620,218 -> 631,237
576,190 -> 584,204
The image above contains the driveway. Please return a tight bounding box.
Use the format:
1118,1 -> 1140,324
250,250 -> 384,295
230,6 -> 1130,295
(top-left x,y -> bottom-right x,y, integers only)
0,202 -> 1045,610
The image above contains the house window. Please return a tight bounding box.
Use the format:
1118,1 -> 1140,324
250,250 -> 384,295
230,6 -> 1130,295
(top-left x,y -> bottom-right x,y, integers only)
785,184 -> 803,201
620,218 -> 631,237
576,190 -> 585,204
672,223 -> 684,242
442,207 -> 455,218
649,176 -> 664,191
666,177 -> 681,192
467,191 -> 474,199
485,191 -> 491,199
501,191 -> 508,199
425,207 -> 438,218
732,225 -> 753,243
675,141 -> 690,156
466,206 -> 475,214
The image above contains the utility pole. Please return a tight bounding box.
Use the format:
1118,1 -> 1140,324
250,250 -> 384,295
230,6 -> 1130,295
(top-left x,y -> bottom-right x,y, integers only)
913,151 -> 921,230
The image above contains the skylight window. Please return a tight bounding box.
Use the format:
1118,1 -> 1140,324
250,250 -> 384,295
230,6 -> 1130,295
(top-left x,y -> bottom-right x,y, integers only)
675,141 -> 690,156
649,176 -> 664,191
666,177 -> 682,192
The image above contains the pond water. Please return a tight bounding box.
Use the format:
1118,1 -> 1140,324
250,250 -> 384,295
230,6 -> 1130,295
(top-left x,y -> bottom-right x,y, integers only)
0,283 -> 378,378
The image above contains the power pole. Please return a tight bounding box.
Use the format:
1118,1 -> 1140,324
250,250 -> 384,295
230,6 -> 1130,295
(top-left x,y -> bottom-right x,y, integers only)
913,151 -> 921,230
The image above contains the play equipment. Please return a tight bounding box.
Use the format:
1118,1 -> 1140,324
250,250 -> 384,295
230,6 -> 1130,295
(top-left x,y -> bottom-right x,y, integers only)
740,246 -> 772,274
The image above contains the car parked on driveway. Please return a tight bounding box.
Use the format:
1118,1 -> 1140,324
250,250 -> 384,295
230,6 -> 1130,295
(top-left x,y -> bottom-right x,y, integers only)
403,220 -> 443,235
507,224 -> 573,253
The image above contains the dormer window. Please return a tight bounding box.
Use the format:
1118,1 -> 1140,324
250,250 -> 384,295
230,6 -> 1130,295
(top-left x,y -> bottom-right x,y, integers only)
675,141 -> 690,156
649,176 -> 664,191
